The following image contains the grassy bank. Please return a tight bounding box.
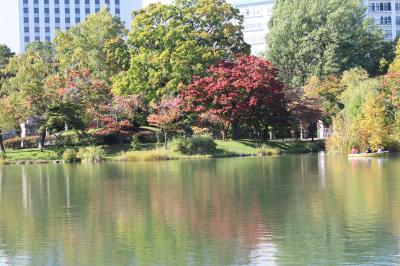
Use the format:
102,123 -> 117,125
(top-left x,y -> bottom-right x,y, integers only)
0,139 -> 325,164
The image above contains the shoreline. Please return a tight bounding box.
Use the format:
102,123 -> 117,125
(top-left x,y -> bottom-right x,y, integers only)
0,139 -> 325,165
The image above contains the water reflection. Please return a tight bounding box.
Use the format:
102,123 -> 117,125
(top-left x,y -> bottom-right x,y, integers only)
0,155 -> 399,265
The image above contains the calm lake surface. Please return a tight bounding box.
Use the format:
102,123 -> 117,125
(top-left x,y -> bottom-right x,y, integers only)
0,154 -> 399,265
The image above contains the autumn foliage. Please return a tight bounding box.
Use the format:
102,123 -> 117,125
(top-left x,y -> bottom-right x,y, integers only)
147,97 -> 183,148
181,55 -> 287,140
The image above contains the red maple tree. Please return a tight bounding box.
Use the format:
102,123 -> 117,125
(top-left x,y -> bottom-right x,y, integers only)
181,55 -> 287,140
147,97 -> 183,148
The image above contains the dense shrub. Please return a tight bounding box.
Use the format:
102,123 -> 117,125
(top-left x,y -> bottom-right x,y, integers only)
130,135 -> 141,151
257,145 -> 282,156
172,136 -> 216,155
3,136 -> 39,149
77,147 -> 105,163
120,150 -> 171,161
62,149 -> 79,163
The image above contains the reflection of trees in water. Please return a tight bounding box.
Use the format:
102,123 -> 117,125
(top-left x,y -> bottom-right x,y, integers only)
0,156 -> 400,264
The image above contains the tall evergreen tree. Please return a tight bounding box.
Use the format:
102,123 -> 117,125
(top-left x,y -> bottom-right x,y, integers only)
266,0 -> 386,87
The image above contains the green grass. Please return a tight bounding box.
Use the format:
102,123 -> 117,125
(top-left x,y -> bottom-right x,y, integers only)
214,139 -> 324,156
1,148 -> 63,162
0,139 -> 325,164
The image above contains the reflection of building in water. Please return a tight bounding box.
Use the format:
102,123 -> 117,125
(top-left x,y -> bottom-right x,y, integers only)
318,151 -> 326,189
249,242 -> 278,265
21,166 -> 31,215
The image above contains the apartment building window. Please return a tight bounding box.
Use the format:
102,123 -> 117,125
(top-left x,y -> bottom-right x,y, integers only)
75,8 -> 80,14
65,0 -> 70,4
24,37 -> 30,43
24,8 -> 29,13
24,27 -> 29,33
24,17 -> 29,23
34,17 -> 39,23
95,7 -> 100,12
105,0 -> 110,5
66,17 -> 70,23
116,0 -> 119,4
55,17 -> 60,23
45,17 -> 50,23
382,2 -> 392,11
85,8 -> 90,14
95,0 -> 100,4
45,8 -> 49,14
55,0 -> 59,4
35,36 -> 40,41
34,0 -> 38,4
371,2 -> 391,11
34,8 -> 39,13
35,27 -> 40,32
45,27 -> 50,33
396,16 -> 400,25
55,8 -> 60,13
116,8 -> 120,15
75,0 -> 80,3
381,16 -> 392,25
45,36 -> 51,41
65,8 -> 70,14
76,17 -> 80,23
45,0 -> 49,4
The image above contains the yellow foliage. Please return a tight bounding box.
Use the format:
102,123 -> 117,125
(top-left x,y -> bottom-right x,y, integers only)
326,116 -> 360,154
389,39 -> 400,73
358,96 -> 389,150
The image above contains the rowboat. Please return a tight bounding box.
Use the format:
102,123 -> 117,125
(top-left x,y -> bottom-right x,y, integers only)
348,151 -> 389,158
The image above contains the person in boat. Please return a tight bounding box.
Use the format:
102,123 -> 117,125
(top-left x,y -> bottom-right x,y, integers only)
351,147 -> 359,154
366,146 -> 372,153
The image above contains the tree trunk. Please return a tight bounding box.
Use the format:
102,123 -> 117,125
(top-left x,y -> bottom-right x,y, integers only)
262,126 -> 269,141
38,131 -> 46,152
163,130 -> 168,150
231,122 -> 239,140
0,130 -> 5,153
221,128 -> 228,142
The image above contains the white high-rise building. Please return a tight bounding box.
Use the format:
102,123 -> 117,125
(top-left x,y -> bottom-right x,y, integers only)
230,0 -> 275,54
364,0 -> 400,41
0,0 -> 142,53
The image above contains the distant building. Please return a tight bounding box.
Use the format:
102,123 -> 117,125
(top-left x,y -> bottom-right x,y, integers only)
0,0 -> 143,53
364,0 -> 400,41
229,0 -> 275,55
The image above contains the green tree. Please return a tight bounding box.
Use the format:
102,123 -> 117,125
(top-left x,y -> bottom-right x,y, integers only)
389,38 -> 400,73
325,68 -> 391,153
303,75 -> 345,125
113,0 -> 250,101
267,0 -> 385,87
0,44 -> 12,70
0,44 -> 14,153
54,8 -> 128,83
1,44 -> 57,151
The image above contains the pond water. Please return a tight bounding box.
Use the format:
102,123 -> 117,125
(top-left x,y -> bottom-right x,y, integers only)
0,154 -> 399,265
